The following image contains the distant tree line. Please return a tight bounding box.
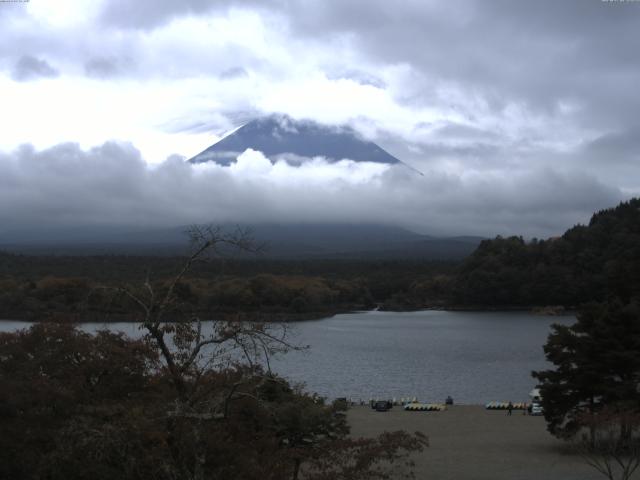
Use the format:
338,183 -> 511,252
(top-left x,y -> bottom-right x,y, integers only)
0,274 -> 371,322
0,256 -> 455,321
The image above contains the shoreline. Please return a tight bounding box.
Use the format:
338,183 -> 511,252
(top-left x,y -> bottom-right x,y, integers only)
0,305 -> 576,324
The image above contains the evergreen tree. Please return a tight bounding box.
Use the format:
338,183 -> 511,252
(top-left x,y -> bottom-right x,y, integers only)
453,198 -> 640,307
532,299 -> 640,439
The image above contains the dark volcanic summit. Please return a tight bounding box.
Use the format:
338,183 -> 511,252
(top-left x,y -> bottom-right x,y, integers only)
189,114 -> 402,166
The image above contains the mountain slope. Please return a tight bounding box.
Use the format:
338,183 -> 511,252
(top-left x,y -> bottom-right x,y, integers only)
189,114 -> 402,166
0,223 -> 482,260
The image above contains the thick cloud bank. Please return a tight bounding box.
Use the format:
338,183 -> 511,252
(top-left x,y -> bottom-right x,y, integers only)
0,142 -> 626,239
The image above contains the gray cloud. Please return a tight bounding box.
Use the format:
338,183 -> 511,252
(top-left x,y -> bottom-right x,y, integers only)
0,142 -> 627,239
219,66 -> 249,80
84,56 -> 131,78
585,127 -> 640,162
283,0 -> 640,130
99,0 -> 216,29
11,55 -> 59,81
220,67 -> 249,80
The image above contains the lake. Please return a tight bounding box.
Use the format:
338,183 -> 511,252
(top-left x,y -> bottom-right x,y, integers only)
0,310 -> 573,404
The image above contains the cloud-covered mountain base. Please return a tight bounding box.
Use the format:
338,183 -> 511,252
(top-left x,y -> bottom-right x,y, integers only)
0,141 -> 627,243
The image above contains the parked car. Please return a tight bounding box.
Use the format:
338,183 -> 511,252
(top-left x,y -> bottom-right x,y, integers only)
530,402 -> 544,416
374,400 -> 392,412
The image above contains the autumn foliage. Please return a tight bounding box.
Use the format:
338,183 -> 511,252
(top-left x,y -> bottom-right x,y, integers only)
0,323 -> 426,480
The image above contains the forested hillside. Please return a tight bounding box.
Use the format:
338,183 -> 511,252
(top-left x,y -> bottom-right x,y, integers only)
452,198 -> 640,307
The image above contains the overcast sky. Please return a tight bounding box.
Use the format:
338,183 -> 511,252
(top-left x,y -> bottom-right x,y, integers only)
1,0 -> 639,238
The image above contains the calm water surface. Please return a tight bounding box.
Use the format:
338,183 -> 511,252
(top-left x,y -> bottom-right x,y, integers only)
0,310 -> 573,404
270,310 -> 574,404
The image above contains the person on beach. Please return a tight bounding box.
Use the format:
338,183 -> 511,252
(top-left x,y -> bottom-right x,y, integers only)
507,401 -> 513,416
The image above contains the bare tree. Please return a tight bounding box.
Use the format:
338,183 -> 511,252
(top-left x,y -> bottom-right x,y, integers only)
112,225 -> 296,480
574,408 -> 640,480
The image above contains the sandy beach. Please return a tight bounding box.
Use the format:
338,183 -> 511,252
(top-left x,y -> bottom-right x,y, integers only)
348,405 -> 604,480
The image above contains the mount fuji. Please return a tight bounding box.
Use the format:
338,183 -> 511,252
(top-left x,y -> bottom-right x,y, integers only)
189,114 -> 411,169
0,115 -> 480,257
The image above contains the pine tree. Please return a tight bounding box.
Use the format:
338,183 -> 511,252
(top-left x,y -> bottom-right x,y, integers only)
533,299 -> 640,439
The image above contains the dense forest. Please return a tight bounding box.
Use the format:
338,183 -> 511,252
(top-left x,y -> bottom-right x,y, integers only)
0,198 -> 638,321
452,198 -> 640,308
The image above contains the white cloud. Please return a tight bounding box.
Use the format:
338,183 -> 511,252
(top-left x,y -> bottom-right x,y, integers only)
0,142 -> 625,238
25,0 -> 97,28
225,149 -> 390,186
